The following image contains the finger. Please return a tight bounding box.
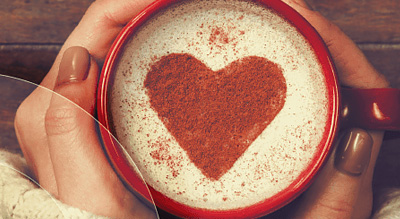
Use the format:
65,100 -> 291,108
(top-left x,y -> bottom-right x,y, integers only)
353,130 -> 384,217
14,104 -> 58,195
14,77 -> 57,195
282,1 -> 389,89
44,47 -> 154,218
292,128 -> 374,218
282,0 -> 311,9
45,46 -> 109,208
65,0 -> 155,60
40,0 -> 155,89
277,8 -> 388,214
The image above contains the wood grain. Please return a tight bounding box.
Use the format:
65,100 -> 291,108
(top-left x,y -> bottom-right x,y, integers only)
0,0 -> 93,44
361,44 -> 400,88
0,45 -> 60,84
0,0 -> 399,44
374,136 -> 400,189
0,78 -> 35,153
306,0 -> 400,43
1,45 -> 398,88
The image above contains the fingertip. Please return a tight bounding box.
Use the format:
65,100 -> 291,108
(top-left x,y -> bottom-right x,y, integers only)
282,0 -> 312,10
335,128 -> 373,176
57,46 -> 90,86
290,128 -> 375,218
52,46 -> 98,113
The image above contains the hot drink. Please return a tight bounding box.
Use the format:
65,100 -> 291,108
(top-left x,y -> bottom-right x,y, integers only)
107,0 -> 330,214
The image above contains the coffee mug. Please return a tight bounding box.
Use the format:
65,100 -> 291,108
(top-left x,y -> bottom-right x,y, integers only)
97,0 -> 400,218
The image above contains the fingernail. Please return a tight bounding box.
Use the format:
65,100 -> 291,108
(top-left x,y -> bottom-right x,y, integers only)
57,46 -> 90,86
335,128 -> 373,176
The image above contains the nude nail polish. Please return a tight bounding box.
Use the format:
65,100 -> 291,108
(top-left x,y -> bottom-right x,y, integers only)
335,128 -> 373,176
57,46 -> 90,86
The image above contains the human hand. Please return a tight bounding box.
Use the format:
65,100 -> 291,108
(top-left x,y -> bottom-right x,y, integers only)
270,0 -> 390,218
14,0 -> 157,218
14,0 -> 390,218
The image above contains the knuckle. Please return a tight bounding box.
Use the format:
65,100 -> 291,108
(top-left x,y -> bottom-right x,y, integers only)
320,23 -> 342,46
315,199 -> 354,218
372,71 -> 390,88
15,97 -> 39,132
45,107 -> 79,136
15,100 -> 29,129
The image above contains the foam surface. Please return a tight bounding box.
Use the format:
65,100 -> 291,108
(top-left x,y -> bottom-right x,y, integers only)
109,0 -> 329,210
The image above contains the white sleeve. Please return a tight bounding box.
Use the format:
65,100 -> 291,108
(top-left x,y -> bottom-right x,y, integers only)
372,188 -> 400,219
0,149 -> 109,219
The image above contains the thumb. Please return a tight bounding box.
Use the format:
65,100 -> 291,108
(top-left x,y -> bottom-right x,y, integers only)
44,46 -> 115,209
45,47 -> 157,218
292,128 -> 374,218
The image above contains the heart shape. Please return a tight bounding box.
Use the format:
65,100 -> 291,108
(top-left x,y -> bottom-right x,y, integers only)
144,53 -> 287,180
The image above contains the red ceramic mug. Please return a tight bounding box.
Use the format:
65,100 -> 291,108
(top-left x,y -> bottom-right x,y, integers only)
97,0 -> 400,218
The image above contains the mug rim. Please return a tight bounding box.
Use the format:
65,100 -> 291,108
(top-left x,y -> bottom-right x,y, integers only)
97,0 -> 340,218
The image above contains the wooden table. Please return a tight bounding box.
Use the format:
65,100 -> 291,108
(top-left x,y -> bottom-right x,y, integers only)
1,0 -> 399,216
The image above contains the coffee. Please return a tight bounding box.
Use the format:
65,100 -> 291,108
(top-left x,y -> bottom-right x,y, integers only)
108,0 -> 329,212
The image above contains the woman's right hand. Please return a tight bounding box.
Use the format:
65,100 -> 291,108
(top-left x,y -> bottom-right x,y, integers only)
278,0 -> 389,218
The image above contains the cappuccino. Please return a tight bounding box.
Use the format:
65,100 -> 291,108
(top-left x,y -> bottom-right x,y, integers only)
109,0 -> 329,211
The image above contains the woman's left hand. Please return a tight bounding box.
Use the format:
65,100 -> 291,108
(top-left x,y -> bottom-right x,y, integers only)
14,1 -> 157,218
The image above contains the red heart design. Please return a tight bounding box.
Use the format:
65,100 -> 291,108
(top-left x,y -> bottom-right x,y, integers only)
144,53 -> 286,180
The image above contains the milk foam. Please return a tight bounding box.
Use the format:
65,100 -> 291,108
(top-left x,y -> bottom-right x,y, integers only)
109,0 -> 329,210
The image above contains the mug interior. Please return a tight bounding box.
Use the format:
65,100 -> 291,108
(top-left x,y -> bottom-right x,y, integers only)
97,0 -> 340,218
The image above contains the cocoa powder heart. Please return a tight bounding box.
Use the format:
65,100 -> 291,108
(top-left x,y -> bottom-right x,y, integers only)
144,53 -> 286,180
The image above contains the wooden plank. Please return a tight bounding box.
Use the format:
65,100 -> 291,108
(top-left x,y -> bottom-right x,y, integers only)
0,0 -> 399,44
0,77 -> 35,153
1,44 -> 398,88
0,0 -> 93,44
306,0 -> 400,43
361,44 -> 400,88
374,137 -> 400,188
0,45 -> 60,84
